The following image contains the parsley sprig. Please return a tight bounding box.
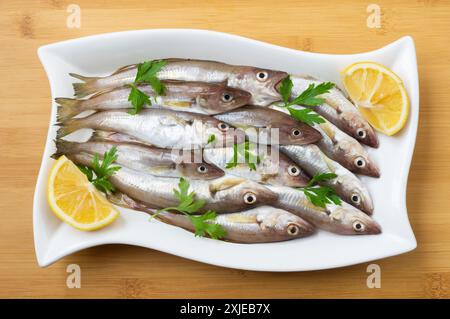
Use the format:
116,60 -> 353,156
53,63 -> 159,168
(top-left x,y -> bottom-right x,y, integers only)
78,147 -> 121,194
207,134 -> 216,145
279,76 -> 335,125
155,178 -> 227,240
226,142 -> 261,171
300,173 -> 342,208
127,60 -> 167,115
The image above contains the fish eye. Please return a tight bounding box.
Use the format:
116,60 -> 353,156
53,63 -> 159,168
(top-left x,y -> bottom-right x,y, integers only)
218,122 -> 229,132
356,128 -> 366,139
351,194 -> 361,205
291,128 -> 302,137
243,192 -> 256,204
288,165 -> 300,176
352,221 -> 366,232
256,71 -> 269,82
354,157 -> 366,168
221,93 -> 233,103
197,165 -> 208,173
287,224 -> 300,236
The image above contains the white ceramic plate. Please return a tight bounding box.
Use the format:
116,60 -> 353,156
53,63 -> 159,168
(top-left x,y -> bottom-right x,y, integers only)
35,29 -> 418,271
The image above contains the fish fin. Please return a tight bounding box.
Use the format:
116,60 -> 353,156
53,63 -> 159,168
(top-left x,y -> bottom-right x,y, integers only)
89,130 -> 113,142
209,177 -> 245,194
69,73 -> 101,98
50,152 -> 62,160
319,122 -> 337,144
300,74 -> 319,81
55,118 -> 82,139
53,138 -> 76,157
55,98 -> 83,122
110,64 -> 137,75
107,192 -> 159,214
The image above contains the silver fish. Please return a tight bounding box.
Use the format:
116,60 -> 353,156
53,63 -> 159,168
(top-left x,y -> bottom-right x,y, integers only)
71,59 -> 288,106
108,192 -> 315,243
271,104 -> 380,177
267,185 -> 381,235
203,146 -> 310,187
69,152 -> 278,214
56,81 -> 252,121
290,75 -> 379,148
279,144 -> 374,214
214,106 -> 322,145
53,139 -> 224,180
56,109 -> 245,149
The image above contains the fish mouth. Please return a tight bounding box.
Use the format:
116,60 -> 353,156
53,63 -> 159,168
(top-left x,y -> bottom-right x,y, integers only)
358,198 -> 374,215
234,90 -> 252,106
365,220 -> 382,235
362,127 -> 379,148
205,163 -> 226,179
256,186 -> 279,205
274,74 -> 289,93
359,161 -> 380,178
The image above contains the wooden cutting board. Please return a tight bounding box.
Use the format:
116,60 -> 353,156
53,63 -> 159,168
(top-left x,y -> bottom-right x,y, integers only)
1,0 -> 449,298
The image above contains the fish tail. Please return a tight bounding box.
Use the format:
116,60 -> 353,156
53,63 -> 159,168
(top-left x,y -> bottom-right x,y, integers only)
69,73 -> 101,98
55,118 -> 82,139
55,98 -> 83,122
53,138 -> 77,158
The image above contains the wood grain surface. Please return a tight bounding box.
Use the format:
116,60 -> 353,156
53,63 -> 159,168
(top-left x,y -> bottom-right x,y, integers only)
1,0 -> 450,298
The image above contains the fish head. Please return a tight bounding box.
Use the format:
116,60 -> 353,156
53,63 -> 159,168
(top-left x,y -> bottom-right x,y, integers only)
278,119 -> 322,145
268,152 -> 310,187
198,86 -> 251,114
331,203 -> 381,235
336,174 -> 374,215
270,209 -> 315,238
210,178 -> 278,208
230,67 -> 288,106
337,140 -> 380,177
177,161 -> 225,180
341,111 -> 379,148
202,117 -> 246,147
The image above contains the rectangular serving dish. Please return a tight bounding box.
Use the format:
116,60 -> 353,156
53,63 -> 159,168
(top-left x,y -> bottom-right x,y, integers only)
35,29 -> 418,271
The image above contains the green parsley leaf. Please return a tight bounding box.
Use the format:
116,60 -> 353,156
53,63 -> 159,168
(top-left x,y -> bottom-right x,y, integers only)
190,211 -> 227,239
287,107 -> 326,126
278,77 -> 332,125
128,85 -> 151,115
306,172 -> 338,187
155,178 -> 226,240
135,60 -> 167,84
288,82 -> 335,107
77,147 -> 121,194
128,60 -> 167,114
77,165 -> 93,181
207,134 -> 216,145
299,172 -> 341,208
279,76 -> 293,104
92,176 -> 116,193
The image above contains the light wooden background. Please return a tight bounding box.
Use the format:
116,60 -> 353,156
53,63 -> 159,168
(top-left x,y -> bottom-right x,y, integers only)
1,0 -> 450,298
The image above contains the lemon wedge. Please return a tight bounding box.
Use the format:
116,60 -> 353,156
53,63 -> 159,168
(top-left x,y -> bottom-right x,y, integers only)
341,61 -> 409,136
47,155 -> 119,231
